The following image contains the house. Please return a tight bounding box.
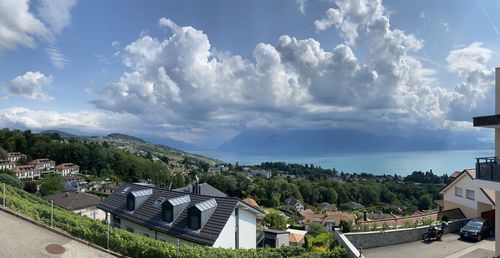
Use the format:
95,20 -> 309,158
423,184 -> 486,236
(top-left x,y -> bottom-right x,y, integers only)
55,163 -> 80,176
0,160 -> 15,171
7,152 -> 27,162
97,183 -> 265,248
341,201 -> 365,210
286,229 -> 307,247
262,229 -> 289,248
439,169 -> 494,218
300,210 -> 356,231
471,67 -> 500,257
11,165 -> 41,180
43,192 -> 105,221
29,159 -> 55,174
174,182 -> 227,197
319,202 -> 338,212
284,198 -> 304,212
249,170 -> 272,179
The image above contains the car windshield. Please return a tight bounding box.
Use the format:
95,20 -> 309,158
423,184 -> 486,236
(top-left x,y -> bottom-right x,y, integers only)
466,221 -> 483,228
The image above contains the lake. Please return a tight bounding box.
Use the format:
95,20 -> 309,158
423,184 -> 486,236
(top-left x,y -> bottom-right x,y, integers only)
192,149 -> 494,176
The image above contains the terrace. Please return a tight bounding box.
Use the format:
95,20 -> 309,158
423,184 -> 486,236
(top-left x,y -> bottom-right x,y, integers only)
475,157 -> 500,182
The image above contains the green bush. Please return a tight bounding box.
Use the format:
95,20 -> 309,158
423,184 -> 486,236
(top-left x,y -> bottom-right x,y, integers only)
0,174 -> 24,189
0,184 -> 345,258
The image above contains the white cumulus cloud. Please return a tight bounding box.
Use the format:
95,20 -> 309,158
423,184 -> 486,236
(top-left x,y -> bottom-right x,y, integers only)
6,71 -> 53,101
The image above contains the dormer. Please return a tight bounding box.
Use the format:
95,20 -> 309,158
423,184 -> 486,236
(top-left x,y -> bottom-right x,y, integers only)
188,198 -> 217,230
162,195 -> 191,223
126,188 -> 153,211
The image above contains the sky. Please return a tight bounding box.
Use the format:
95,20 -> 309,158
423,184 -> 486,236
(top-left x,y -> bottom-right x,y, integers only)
0,0 -> 500,149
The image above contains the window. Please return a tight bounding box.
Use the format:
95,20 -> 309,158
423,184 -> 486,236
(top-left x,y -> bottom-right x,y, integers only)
127,195 -> 135,211
466,189 -> 475,200
190,214 -> 200,229
162,207 -> 173,222
455,187 -> 463,197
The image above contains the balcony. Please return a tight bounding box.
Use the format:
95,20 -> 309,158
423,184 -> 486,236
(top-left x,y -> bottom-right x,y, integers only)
476,157 -> 500,182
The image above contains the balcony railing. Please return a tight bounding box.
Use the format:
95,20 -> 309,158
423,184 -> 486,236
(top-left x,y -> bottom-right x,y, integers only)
476,157 -> 500,182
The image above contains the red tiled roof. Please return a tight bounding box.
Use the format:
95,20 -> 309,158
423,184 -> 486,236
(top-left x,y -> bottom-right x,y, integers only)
29,159 -> 55,165
12,165 -> 39,173
55,163 -> 79,169
243,197 -> 259,208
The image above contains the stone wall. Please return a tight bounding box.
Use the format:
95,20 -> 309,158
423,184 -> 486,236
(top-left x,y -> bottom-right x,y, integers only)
345,218 -> 470,250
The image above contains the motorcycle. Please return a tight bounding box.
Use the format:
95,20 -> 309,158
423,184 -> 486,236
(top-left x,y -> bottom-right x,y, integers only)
423,221 -> 448,242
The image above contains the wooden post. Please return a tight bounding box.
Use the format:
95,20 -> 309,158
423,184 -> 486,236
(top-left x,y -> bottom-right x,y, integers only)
51,200 -> 54,227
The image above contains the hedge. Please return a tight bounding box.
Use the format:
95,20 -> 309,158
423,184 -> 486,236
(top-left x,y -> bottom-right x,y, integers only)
0,184 -> 346,258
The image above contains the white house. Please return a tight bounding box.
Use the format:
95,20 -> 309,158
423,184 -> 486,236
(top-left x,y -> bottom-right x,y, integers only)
11,165 -> 41,180
284,198 -> 305,212
0,160 -> 15,171
98,183 -> 265,249
7,152 -> 27,163
29,159 -> 55,174
55,163 -> 80,176
440,169 -> 494,218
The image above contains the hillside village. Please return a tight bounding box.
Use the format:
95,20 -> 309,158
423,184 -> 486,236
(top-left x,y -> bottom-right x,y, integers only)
0,131 -> 483,254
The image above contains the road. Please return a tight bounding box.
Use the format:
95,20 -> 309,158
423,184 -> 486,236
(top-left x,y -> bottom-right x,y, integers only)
0,209 -> 115,258
363,233 -> 495,258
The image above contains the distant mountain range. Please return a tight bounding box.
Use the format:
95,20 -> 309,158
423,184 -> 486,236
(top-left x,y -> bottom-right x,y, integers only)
217,128 -> 492,155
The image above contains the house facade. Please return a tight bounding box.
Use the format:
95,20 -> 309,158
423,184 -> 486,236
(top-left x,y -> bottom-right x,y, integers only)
7,152 -> 27,162
284,198 -> 304,212
55,163 -> 80,176
0,160 -> 15,171
98,183 -> 264,249
472,67 -> 500,256
440,169 -> 494,218
12,165 -> 41,180
29,159 -> 55,174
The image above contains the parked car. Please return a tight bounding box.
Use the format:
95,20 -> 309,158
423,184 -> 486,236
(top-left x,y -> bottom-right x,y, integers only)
459,218 -> 493,241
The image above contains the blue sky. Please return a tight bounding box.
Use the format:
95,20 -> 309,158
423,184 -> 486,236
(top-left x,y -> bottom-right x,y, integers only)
0,0 -> 499,149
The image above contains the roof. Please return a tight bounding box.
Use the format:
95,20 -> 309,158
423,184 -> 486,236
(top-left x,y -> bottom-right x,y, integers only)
98,183 -> 264,246
55,163 -> 79,169
8,152 -> 26,157
11,165 -> 38,173
0,160 -> 12,165
288,232 -> 305,243
243,197 -> 259,208
29,159 -> 55,165
43,192 -> 101,211
450,171 -> 462,179
438,208 -> 466,220
301,210 -> 356,226
440,169 -> 495,205
174,183 -> 227,197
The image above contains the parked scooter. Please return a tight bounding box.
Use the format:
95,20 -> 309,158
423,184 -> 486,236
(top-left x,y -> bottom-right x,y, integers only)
423,221 -> 448,242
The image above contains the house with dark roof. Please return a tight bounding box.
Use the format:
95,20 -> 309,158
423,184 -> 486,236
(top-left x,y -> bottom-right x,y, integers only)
439,169 -> 494,218
284,198 -> 304,212
98,183 -> 265,249
43,191 -> 105,221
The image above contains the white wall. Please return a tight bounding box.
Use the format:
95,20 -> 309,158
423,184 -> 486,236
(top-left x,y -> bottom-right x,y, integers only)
213,210 -> 236,248
238,208 -> 256,249
443,174 -> 493,211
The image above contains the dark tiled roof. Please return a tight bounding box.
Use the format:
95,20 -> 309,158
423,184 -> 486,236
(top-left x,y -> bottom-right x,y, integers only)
174,183 -> 227,197
43,192 -> 102,210
98,183 -> 261,246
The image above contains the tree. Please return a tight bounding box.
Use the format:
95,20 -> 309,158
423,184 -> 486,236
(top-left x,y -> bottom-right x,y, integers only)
264,212 -> 286,230
307,222 -> 327,237
0,174 -> 24,189
339,220 -> 352,233
23,181 -> 38,193
418,194 -> 432,211
40,174 -> 64,196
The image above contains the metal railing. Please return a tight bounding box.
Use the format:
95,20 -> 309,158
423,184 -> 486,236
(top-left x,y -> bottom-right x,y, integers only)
475,157 -> 500,182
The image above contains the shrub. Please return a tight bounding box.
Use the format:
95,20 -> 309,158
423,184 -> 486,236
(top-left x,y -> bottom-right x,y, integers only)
0,174 -> 24,189
23,181 -> 37,194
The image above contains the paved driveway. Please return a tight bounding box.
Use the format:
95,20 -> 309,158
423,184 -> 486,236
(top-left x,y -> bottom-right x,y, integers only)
363,233 -> 495,258
0,209 -> 115,258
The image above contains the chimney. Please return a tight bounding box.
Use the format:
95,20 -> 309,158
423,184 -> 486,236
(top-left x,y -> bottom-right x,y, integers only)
65,192 -> 69,198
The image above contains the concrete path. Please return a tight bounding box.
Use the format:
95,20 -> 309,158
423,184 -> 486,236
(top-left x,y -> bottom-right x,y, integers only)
363,233 -> 494,258
0,209 -> 115,258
